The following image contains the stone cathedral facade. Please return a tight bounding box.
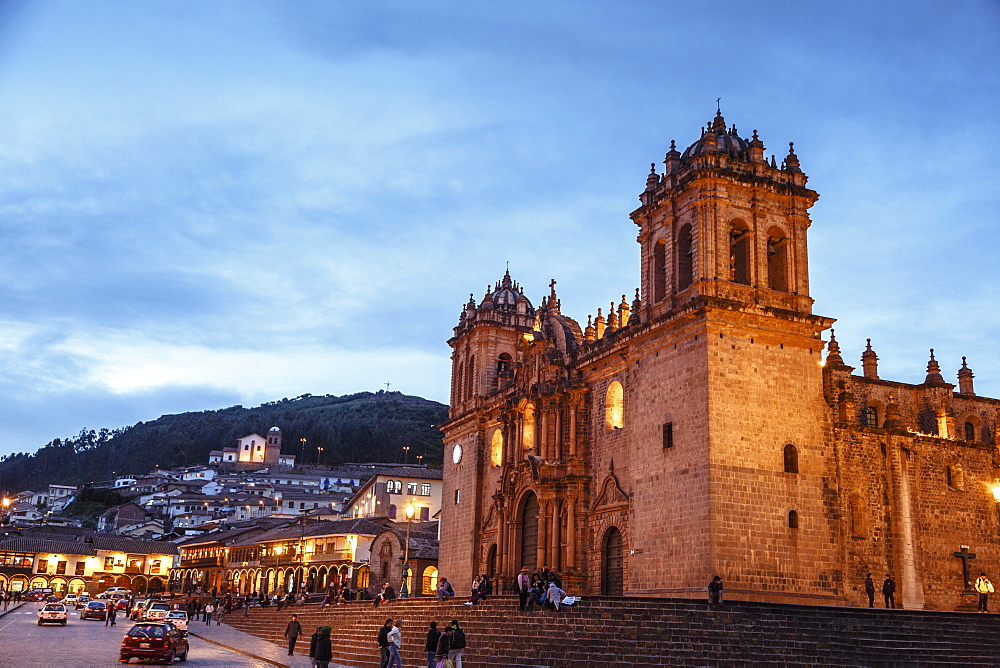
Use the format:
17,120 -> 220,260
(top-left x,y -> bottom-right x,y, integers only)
438,112 -> 999,611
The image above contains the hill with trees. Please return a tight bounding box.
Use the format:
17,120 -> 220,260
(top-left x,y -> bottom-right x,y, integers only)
0,391 -> 448,492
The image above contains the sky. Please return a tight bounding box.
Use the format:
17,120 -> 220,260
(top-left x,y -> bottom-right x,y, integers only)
0,1 -> 997,458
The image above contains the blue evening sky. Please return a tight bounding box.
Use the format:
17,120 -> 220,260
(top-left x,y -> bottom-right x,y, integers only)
0,1 -> 997,457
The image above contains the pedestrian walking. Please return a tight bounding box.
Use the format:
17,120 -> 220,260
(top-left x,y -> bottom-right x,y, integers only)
882,574 -> 896,609
109,603 -> 117,626
204,602 -> 215,625
708,576 -> 723,605
377,617 -> 394,668
975,572 -> 994,612
214,604 -> 223,625
864,573 -> 875,608
387,619 -> 403,668
309,625 -> 323,667
284,613 -> 302,655
314,626 -> 333,668
424,621 -> 441,668
448,619 -> 466,668
434,626 -> 452,668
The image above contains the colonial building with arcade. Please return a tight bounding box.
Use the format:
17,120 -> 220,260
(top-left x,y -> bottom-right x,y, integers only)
438,112 -> 1000,611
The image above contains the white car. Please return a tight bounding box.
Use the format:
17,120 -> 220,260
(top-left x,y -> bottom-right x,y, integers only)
142,602 -> 172,622
37,603 -> 68,626
99,587 -> 131,598
164,610 -> 188,630
62,594 -> 80,606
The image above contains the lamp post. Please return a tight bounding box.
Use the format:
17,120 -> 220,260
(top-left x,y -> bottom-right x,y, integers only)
402,446 -> 410,465
316,446 -> 323,465
300,438 -> 307,466
399,502 -> 416,598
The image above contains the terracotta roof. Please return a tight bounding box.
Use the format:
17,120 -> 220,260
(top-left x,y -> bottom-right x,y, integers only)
228,518 -> 388,546
0,537 -> 97,556
88,536 -> 179,556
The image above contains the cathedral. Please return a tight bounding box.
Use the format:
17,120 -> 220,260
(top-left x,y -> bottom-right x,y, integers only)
438,111 -> 1000,611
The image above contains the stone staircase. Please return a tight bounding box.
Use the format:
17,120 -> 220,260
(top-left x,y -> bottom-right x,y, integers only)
224,595 -> 1000,666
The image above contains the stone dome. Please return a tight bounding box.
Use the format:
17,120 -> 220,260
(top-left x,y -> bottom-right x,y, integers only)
681,111 -> 750,160
487,270 -> 532,312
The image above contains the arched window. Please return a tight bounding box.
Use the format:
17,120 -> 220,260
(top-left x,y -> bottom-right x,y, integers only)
490,428 -> 504,467
865,406 -> 879,428
767,231 -> 789,292
421,566 -> 439,596
965,421 -> 976,442
496,353 -> 512,375
730,224 -> 751,285
783,444 -> 799,474
653,238 -> 667,302
788,510 -> 799,529
522,403 -> 536,451
605,381 -> 624,430
849,494 -> 865,537
677,224 -> 693,290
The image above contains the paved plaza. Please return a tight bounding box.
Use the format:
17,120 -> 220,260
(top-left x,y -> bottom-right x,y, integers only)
0,600 -> 350,667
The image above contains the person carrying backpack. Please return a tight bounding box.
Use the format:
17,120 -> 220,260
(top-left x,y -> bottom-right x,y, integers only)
448,620 -> 466,668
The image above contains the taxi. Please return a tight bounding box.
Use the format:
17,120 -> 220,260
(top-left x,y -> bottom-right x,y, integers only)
37,603 -> 68,626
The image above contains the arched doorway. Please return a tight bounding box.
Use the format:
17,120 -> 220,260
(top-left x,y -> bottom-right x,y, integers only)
422,566 -> 439,596
49,578 -> 67,595
519,492 -> 539,572
602,526 -> 624,596
486,544 -> 497,578
132,576 -> 148,595
148,577 -> 164,594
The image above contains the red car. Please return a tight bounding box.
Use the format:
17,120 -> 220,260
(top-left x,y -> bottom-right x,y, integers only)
119,622 -> 189,664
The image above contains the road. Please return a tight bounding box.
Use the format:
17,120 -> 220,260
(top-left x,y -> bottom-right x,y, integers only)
0,601 -> 275,667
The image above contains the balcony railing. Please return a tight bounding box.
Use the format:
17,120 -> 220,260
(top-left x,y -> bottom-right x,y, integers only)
179,556 -> 223,568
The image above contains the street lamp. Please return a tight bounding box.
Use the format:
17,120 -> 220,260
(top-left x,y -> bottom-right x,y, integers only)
300,438 -> 307,466
316,446 -> 323,465
416,455 -> 423,465
402,446 -> 410,465
399,502 -> 416,598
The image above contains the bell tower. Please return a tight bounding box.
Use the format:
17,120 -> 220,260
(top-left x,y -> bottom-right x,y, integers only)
633,110 -> 818,322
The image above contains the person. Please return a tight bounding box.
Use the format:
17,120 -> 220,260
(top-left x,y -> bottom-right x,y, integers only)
204,602 -> 214,625
434,625 -> 452,668
447,620 -> 466,668
517,567 -> 531,612
975,572 -> 994,613
105,602 -> 117,626
882,574 -> 896,609
864,573 -> 875,608
314,626 -> 333,668
285,613 -> 303,656
424,621 -> 441,668
546,581 -> 567,611
374,582 -> 396,608
540,564 -> 553,585
243,597 -> 251,617
214,603 -> 224,625
377,617 -> 394,668
708,576 -> 723,605
525,582 -> 543,612
309,625 -> 324,667
436,578 -> 455,601
387,619 -> 403,668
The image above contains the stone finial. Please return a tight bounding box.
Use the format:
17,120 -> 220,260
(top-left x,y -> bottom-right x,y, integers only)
748,129 -> 765,163
630,288 -> 642,326
825,329 -> 846,368
645,163 -> 659,190
594,308 -> 606,340
607,301 -> 619,331
861,339 -> 879,379
958,357 -> 975,395
618,295 -> 630,328
784,142 -> 801,173
584,315 -> 595,343
923,348 -> 947,386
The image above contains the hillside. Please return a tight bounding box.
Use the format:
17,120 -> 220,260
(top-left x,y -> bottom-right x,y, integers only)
0,391 -> 449,492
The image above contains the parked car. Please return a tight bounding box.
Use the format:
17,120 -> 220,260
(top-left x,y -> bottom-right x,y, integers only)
129,599 -> 150,620
100,586 -> 131,598
37,603 -> 68,626
44,595 -> 59,602
142,602 -> 172,622
163,611 -> 188,630
23,588 -> 54,601
119,622 -> 189,664
75,595 -> 92,609
81,600 -> 108,621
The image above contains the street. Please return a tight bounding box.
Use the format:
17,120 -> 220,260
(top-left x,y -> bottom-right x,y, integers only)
0,602 -> 276,667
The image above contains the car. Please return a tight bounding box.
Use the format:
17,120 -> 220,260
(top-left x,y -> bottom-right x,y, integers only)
44,595 -> 59,602
23,588 -> 54,601
62,593 -> 80,606
81,600 -> 108,621
37,603 -> 68,626
163,611 -> 188,630
119,622 -> 189,664
75,595 -> 92,609
142,602 -> 172,622
129,599 -> 150,620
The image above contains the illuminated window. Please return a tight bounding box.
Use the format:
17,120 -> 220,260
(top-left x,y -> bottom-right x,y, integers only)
491,429 -> 504,467
605,381 -> 624,431
420,483 -> 431,496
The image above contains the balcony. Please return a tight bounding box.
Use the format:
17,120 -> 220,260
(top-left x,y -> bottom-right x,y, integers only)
0,566 -> 33,576
179,556 -> 223,568
125,566 -> 144,574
